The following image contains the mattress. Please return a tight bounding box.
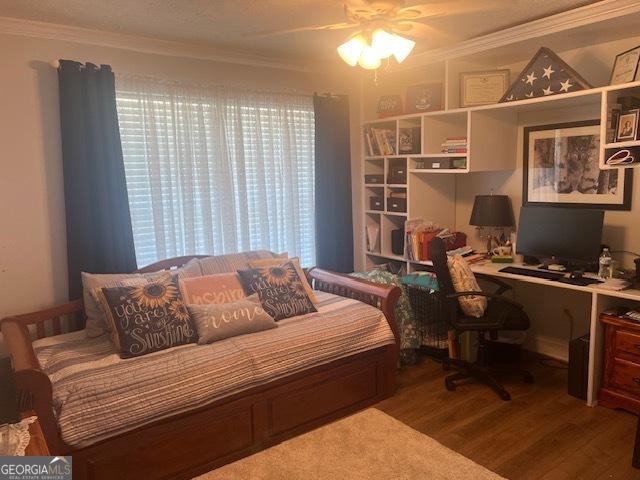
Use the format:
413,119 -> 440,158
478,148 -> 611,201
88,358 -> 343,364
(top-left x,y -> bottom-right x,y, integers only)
33,291 -> 395,448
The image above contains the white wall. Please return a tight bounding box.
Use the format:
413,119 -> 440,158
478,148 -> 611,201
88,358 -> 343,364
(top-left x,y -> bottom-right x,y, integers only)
0,32 -> 363,339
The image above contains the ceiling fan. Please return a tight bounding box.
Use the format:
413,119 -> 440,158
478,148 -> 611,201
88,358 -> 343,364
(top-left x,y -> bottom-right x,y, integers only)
248,0 -> 498,69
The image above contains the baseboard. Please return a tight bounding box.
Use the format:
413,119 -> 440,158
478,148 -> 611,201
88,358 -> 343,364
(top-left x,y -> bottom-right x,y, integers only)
525,334 -> 568,362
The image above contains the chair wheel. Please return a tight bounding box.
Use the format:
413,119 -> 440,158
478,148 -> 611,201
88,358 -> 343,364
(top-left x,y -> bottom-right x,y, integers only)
523,372 -> 534,384
445,378 -> 456,391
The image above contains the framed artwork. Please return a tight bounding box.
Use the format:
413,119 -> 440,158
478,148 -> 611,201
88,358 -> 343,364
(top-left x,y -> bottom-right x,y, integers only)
609,45 -> 640,85
376,95 -> 403,118
615,109 -> 639,142
405,83 -> 442,113
459,70 -> 510,107
523,120 -> 633,211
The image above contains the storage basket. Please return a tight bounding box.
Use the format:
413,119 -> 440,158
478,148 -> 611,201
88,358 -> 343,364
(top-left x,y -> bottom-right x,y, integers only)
403,282 -> 449,351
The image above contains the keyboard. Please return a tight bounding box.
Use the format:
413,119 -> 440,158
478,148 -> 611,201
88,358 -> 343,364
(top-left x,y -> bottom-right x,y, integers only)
499,266 -> 565,280
557,277 -> 603,286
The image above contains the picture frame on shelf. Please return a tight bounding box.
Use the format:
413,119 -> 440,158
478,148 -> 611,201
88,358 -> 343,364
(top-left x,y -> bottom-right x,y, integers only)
523,120 -> 633,211
398,126 -> 421,154
615,109 -> 639,142
459,70 -> 510,107
405,83 -> 442,113
609,45 -> 640,85
376,95 -> 403,118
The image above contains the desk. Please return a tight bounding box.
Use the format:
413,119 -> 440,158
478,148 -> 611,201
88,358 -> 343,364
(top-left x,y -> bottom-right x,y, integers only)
468,260 -> 640,407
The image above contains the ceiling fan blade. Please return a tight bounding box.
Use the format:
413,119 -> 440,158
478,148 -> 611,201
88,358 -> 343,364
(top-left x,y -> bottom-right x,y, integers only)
246,22 -> 358,38
393,21 -> 458,43
397,0 -> 501,20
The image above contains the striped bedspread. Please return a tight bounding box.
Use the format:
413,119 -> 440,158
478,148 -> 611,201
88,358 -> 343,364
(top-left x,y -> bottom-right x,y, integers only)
33,292 -> 395,448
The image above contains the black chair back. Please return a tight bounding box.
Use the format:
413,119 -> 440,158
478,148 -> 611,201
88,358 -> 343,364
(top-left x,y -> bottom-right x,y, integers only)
431,237 -> 454,295
431,237 -> 461,327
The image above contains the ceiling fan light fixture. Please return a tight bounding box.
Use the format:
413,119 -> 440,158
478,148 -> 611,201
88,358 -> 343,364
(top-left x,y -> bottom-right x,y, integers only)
371,28 -> 396,59
391,34 -> 415,63
358,44 -> 382,70
337,35 -> 367,67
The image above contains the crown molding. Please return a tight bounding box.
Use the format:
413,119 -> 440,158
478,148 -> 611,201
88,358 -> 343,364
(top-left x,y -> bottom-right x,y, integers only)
1,0 -> 638,74
0,16 -> 321,73
403,0 -> 640,68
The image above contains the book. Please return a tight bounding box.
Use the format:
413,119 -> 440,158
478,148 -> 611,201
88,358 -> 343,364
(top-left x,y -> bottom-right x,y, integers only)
441,148 -> 468,154
363,127 -> 396,156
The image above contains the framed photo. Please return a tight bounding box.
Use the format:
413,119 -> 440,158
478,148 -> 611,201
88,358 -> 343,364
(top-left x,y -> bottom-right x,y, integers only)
376,95 -> 402,118
615,109 -> 639,141
405,83 -> 442,113
523,120 -> 633,211
459,70 -> 510,107
609,45 -> 640,85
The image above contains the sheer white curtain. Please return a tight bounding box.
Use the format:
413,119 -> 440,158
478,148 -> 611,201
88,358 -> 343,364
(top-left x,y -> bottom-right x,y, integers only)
115,76 -> 315,268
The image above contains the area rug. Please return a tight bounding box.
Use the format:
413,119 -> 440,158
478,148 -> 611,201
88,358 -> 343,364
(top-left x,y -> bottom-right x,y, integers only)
196,408 -> 504,479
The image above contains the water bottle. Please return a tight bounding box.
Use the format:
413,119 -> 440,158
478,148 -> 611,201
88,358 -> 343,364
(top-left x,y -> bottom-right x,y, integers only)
598,248 -> 612,279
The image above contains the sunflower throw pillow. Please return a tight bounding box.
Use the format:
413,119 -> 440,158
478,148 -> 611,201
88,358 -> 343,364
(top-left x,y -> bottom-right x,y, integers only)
237,262 -> 317,321
247,256 -> 318,305
98,273 -> 198,358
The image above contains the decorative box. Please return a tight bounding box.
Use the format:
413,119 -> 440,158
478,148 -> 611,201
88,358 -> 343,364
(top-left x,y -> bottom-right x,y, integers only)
424,158 -> 453,169
388,164 -> 407,184
387,197 -> 407,213
364,174 -> 384,184
369,197 -> 384,211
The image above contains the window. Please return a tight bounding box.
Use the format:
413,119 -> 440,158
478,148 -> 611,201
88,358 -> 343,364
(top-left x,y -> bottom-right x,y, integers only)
115,76 -> 315,268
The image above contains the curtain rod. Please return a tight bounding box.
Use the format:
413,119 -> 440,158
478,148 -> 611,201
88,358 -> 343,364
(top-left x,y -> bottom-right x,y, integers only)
116,71 -> 316,97
50,60 -> 344,98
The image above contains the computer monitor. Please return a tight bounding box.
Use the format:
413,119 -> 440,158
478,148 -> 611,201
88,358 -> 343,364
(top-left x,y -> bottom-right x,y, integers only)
516,206 -> 604,265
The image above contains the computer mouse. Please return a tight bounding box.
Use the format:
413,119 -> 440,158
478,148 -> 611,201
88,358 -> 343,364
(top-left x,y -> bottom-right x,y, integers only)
570,270 -> 585,280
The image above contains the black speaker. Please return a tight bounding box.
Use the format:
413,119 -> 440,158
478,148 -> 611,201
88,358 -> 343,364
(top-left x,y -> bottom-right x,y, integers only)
391,228 -> 404,256
568,334 -> 589,400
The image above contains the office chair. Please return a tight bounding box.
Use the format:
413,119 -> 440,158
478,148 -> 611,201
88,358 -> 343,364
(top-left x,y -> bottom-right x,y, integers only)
431,237 -> 533,401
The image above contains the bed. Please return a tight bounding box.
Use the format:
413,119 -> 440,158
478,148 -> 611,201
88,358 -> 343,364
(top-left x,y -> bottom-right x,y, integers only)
1,253 -> 400,479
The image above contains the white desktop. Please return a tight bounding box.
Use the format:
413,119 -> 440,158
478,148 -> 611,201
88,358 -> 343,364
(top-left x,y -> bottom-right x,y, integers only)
469,258 -> 640,406
470,206 -> 639,407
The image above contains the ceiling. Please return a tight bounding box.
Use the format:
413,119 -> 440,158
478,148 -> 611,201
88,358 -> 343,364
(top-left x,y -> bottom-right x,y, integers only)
0,0 -> 600,63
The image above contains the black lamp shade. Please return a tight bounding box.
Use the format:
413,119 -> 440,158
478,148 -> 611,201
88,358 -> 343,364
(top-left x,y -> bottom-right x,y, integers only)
469,195 -> 515,227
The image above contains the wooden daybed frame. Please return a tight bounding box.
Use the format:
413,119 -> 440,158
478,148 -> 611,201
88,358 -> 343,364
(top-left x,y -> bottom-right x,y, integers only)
1,258 -> 401,480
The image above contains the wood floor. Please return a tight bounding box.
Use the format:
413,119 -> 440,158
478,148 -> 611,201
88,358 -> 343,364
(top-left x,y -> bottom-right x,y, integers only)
375,354 -> 638,480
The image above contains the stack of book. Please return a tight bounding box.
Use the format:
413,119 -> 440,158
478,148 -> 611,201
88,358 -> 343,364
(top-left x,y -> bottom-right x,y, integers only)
440,136 -> 467,154
364,126 -> 396,156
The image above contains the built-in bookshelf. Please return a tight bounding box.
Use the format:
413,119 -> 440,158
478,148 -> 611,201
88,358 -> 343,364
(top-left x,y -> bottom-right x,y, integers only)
361,81 -> 640,272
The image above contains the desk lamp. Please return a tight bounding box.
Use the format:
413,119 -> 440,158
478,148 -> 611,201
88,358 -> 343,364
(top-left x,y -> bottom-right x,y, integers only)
469,195 -> 515,254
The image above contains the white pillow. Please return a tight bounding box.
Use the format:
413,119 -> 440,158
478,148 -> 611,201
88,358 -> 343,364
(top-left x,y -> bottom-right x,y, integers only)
447,254 -> 487,318
81,258 -> 202,337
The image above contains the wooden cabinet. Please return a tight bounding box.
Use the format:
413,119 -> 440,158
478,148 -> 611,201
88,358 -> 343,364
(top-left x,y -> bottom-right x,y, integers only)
599,314 -> 640,415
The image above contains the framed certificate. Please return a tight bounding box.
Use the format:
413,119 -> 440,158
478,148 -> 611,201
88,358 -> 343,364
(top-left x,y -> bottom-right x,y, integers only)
459,70 -> 510,107
610,45 -> 640,85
